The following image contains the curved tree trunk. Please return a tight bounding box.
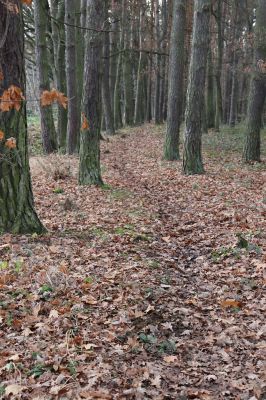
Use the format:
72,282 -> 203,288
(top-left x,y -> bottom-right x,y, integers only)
164,0 -> 186,161
79,0 -> 103,186
182,0 -> 211,175
0,1 -> 44,234
243,0 -> 266,162
34,0 -> 58,154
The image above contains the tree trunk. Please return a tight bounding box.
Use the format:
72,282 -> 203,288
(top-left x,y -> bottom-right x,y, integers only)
113,2 -> 123,129
79,0 -> 103,185
0,1 -> 44,233
183,0 -> 211,175
34,0 -> 58,153
122,0 -> 135,126
206,48 -> 215,129
65,0 -> 79,154
164,0 -> 186,161
243,0 -> 266,162
102,0 -> 115,134
134,5 -> 146,125
51,0 -> 68,152
154,0 -> 161,124
214,0 -> 223,131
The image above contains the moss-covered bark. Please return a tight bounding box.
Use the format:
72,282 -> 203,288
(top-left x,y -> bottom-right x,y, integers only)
0,1 -> 44,234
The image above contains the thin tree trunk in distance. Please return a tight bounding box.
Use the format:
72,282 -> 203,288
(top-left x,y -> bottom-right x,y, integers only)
183,0 -> 211,175
34,0 -> 58,153
164,0 -> 186,161
51,0 -> 68,152
102,0 -> 115,134
214,0 -> 223,131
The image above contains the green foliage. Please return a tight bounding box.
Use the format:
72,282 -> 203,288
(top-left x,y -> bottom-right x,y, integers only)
29,364 -> 46,378
0,261 -> 8,270
68,360 -> 78,376
39,284 -> 53,294
53,187 -> 64,194
139,333 -> 157,344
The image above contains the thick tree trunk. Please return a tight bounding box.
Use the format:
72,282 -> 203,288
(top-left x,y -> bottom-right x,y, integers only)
79,0 -> 103,185
0,1 -> 44,233
34,0 -> 57,154
243,0 -> 266,161
183,0 -> 211,175
65,0 -> 79,154
164,0 -> 186,161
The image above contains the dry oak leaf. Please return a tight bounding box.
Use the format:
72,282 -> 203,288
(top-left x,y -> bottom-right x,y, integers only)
21,0 -> 33,4
0,85 -> 24,112
5,137 -> 16,149
0,130 -> 5,140
163,355 -> 178,363
221,299 -> 243,308
5,384 -> 26,396
41,88 -> 68,109
81,112 -> 89,130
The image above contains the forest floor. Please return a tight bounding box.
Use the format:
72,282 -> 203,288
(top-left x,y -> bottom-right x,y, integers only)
0,123 -> 265,400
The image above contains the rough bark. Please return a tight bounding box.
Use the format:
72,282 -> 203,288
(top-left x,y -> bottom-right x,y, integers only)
79,0 -> 103,185
34,0 -> 57,153
183,0 -> 211,175
214,0 -> 223,131
243,0 -> 266,162
102,0 -> 115,134
206,48 -> 215,129
164,0 -> 186,161
65,0 -> 79,154
0,1 -> 44,233
122,0 -> 135,126
134,5 -> 146,125
51,0 -> 67,151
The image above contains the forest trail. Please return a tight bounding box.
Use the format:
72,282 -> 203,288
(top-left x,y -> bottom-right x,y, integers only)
0,124 -> 265,399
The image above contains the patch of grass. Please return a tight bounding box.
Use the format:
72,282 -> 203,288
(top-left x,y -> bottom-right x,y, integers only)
90,227 -> 109,240
158,340 -> 176,354
110,188 -> 132,200
101,183 -> 112,190
211,246 -> 241,262
39,284 -> 53,294
147,260 -> 160,269
203,123 -> 266,159
53,187 -> 64,194
29,364 -> 46,378
68,360 -> 78,376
